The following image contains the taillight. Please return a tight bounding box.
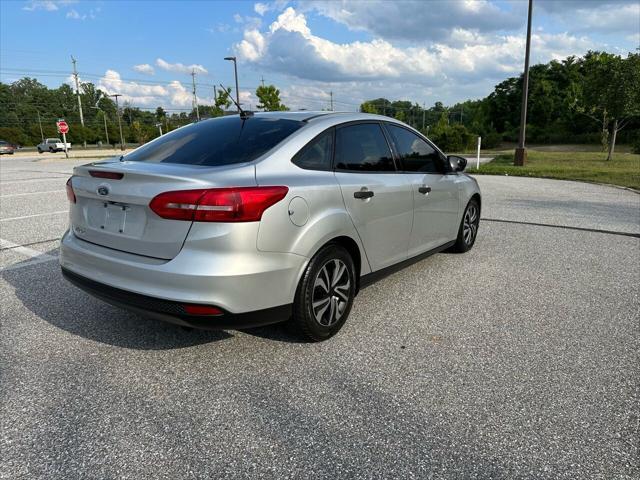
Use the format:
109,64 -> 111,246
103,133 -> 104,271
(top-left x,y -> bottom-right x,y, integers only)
149,186 -> 288,222
66,177 -> 76,203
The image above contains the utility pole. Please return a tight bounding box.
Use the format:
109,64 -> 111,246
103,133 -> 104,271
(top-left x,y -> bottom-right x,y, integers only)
102,110 -> 109,145
37,111 -> 44,142
109,94 -> 125,151
155,123 -> 163,136
213,85 -> 217,104
515,0 -> 533,166
71,55 -> 85,147
329,91 -> 333,111
260,75 -> 265,88
191,70 -> 200,121
422,102 -> 425,130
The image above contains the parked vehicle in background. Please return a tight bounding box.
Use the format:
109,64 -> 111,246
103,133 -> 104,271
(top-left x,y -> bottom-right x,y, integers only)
37,138 -> 71,153
60,112 -> 481,342
0,140 -> 17,154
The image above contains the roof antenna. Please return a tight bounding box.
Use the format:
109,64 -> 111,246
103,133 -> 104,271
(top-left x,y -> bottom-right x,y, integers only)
219,84 -> 253,119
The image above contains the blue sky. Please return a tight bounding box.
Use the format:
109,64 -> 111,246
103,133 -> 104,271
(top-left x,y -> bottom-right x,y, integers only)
1,0 -> 638,111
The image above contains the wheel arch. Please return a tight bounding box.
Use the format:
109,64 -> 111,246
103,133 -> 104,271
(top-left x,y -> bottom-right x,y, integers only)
470,192 -> 481,214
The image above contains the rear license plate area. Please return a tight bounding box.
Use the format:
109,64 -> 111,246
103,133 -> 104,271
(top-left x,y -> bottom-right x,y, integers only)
102,203 -> 129,233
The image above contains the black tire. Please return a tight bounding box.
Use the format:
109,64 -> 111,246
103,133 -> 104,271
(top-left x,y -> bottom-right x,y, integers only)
291,243 -> 356,342
49,147 -> 54,153
449,198 -> 480,253
38,148 -> 43,154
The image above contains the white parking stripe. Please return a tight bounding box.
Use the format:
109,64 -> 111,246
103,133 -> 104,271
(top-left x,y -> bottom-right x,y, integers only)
1,210 -> 68,222
0,178 -> 68,186
0,238 -> 58,271
0,190 -> 65,198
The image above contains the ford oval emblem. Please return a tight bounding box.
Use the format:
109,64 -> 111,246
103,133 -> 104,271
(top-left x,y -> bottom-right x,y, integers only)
97,185 -> 110,196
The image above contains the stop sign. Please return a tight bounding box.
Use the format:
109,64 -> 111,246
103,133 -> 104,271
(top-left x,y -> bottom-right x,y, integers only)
56,120 -> 69,134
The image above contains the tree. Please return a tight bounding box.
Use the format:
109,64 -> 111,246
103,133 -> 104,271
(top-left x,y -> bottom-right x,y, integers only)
256,85 -> 288,111
215,87 -> 232,112
580,51 -> 640,159
155,106 -> 166,122
360,101 -> 378,114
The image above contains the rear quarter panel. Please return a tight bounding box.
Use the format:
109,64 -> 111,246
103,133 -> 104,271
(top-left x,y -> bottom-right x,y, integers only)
254,124 -> 372,276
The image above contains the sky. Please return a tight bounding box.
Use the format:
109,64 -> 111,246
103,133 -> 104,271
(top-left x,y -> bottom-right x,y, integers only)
1,0 -> 638,112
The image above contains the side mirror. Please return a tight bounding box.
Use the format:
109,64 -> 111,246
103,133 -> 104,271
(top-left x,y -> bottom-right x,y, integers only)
448,155 -> 467,172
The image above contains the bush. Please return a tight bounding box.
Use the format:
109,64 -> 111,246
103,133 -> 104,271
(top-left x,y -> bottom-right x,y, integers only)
481,130 -> 502,149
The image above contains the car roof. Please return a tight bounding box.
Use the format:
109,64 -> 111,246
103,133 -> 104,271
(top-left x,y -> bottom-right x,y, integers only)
250,111 -> 401,124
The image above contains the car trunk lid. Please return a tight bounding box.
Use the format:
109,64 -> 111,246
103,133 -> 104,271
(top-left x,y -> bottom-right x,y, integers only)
69,159 -> 256,259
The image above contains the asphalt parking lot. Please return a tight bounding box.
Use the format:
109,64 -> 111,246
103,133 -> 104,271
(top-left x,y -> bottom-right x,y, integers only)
1,154 -> 639,479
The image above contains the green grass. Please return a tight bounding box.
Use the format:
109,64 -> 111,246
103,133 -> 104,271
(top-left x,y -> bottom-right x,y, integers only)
466,150 -> 640,190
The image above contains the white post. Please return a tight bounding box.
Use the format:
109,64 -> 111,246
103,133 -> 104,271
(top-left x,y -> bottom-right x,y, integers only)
62,131 -> 69,158
476,136 -> 481,169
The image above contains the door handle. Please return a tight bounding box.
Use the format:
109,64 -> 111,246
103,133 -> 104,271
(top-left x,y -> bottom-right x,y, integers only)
418,186 -> 432,195
354,190 -> 374,199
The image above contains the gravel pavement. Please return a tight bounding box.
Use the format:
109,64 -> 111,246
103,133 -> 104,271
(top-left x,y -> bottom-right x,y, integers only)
1,156 -> 638,479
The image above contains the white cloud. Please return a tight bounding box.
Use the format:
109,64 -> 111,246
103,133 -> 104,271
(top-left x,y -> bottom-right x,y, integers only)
22,0 -> 62,12
155,58 -> 208,75
254,2 -> 269,15
239,90 -> 256,108
235,7 -> 602,104
253,0 -> 289,16
88,70 -> 217,109
66,8 -> 84,20
133,64 -> 155,75
233,13 -> 262,29
301,0 -> 521,41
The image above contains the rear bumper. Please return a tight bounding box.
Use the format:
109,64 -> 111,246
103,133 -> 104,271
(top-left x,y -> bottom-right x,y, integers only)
61,267 -> 291,329
60,229 -> 308,315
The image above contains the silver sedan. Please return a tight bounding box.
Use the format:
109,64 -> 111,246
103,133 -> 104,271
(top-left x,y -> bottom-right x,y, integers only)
60,111 -> 481,341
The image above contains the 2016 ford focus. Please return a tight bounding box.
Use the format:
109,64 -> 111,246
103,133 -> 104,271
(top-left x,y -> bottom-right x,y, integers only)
60,111 -> 481,341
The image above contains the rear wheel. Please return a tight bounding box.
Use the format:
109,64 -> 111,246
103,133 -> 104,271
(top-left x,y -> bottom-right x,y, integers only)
292,244 -> 356,342
49,147 -> 54,153
450,198 -> 480,253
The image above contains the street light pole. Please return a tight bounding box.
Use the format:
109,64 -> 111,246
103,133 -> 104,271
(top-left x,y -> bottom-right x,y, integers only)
224,56 -> 241,112
515,0 -> 533,166
109,94 -> 125,151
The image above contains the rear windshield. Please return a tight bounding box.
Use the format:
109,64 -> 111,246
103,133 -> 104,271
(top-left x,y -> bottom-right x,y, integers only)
125,116 -> 304,166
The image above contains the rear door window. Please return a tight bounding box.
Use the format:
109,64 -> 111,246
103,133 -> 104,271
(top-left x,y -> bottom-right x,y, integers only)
386,124 -> 445,173
334,123 -> 395,172
292,129 -> 334,171
125,116 -> 304,166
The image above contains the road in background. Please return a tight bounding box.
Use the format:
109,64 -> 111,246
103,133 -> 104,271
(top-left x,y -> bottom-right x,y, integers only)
1,155 -> 639,479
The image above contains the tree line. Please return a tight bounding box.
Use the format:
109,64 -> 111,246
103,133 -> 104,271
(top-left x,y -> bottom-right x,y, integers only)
360,51 -> 639,156
0,79 -> 288,147
1,51 -> 637,156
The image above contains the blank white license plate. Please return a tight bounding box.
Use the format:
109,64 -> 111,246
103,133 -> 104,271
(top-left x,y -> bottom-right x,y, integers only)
102,203 -> 129,233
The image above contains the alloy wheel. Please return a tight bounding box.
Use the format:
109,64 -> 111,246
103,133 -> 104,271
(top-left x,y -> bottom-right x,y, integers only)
311,259 -> 351,327
463,204 -> 479,245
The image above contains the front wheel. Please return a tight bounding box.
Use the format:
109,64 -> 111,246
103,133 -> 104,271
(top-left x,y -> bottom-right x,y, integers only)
292,244 -> 356,342
38,148 -> 43,154
449,198 -> 480,253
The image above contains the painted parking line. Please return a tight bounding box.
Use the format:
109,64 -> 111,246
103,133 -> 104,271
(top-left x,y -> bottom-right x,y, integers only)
1,210 -> 68,222
0,238 -> 58,271
0,178 -> 69,186
0,190 -> 65,198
